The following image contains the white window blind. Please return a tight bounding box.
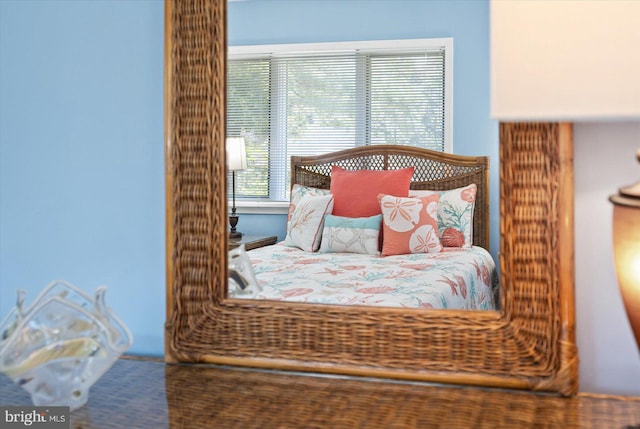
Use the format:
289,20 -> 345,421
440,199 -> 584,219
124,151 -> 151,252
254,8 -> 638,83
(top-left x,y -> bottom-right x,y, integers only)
227,39 -> 452,202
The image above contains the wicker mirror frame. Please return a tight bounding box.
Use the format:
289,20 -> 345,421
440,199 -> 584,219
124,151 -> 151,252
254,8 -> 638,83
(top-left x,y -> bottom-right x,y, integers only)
164,0 -> 578,396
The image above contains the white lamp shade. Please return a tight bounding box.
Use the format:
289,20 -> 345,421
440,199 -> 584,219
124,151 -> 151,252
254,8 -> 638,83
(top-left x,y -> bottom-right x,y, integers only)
226,137 -> 248,171
490,0 -> 640,121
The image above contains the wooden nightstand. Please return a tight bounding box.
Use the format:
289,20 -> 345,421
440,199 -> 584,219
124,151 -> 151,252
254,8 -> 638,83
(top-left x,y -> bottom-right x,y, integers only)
229,234 -> 278,251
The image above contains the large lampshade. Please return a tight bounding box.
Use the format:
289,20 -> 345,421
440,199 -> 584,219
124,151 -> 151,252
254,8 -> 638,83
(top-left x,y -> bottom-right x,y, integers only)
491,0 -> 640,121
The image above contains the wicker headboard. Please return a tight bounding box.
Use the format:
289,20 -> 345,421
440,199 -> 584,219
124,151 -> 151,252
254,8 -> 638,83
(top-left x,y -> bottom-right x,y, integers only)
291,145 -> 490,250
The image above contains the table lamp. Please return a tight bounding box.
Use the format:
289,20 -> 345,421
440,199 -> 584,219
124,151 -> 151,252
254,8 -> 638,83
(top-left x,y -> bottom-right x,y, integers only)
227,137 -> 247,239
491,0 -> 640,350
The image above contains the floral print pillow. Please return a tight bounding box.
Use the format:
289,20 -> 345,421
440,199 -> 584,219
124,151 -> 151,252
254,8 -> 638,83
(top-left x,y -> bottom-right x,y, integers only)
377,193 -> 442,256
284,194 -> 334,252
409,184 -> 477,248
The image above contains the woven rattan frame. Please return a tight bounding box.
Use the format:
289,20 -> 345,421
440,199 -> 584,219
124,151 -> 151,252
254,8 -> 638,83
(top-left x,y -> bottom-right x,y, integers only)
164,0 -> 578,396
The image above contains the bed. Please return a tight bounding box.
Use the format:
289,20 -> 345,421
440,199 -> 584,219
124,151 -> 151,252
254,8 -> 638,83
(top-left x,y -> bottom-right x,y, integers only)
230,145 -> 499,310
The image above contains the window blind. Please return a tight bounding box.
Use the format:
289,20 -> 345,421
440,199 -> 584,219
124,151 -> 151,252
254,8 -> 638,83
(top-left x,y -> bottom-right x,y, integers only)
227,59 -> 271,198
227,41 -> 449,202
368,52 -> 445,150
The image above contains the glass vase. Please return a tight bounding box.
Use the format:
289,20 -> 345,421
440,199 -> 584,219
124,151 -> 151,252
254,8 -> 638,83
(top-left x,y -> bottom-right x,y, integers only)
0,280 -> 132,411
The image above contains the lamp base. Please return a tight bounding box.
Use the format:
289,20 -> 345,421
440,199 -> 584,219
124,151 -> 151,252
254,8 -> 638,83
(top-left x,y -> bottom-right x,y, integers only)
610,149 -> 640,352
229,214 -> 242,240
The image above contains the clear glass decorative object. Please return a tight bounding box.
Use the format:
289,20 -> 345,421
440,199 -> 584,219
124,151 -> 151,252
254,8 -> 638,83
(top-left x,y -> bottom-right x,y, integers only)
0,280 -> 133,411
228,244 -> 261,298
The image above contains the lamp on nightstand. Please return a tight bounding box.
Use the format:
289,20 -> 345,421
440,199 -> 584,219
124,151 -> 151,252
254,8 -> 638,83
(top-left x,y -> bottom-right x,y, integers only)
227,137 -> 247,239
610,149 -> 640,351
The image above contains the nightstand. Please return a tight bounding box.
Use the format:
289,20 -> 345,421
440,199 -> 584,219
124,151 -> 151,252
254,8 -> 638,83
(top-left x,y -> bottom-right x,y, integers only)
229,234 -> 278,251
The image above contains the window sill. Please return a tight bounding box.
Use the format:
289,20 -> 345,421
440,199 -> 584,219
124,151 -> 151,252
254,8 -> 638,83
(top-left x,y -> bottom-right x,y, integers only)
230,200 -> 289,215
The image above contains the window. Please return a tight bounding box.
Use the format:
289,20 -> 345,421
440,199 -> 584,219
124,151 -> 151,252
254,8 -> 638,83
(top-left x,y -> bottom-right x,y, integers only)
228,38 -> 453,202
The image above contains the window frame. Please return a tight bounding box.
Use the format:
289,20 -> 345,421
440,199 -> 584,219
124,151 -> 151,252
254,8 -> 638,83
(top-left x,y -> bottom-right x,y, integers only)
228,38 -> 454,212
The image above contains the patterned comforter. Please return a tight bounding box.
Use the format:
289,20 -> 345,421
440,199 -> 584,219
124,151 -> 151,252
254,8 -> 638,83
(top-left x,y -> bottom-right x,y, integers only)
232,243 -> 499,310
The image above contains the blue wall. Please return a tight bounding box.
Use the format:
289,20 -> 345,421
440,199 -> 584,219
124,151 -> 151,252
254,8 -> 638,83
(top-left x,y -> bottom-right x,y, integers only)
229,0 -> 500,258
0,0 -> 495,358
0,1 -> 165,356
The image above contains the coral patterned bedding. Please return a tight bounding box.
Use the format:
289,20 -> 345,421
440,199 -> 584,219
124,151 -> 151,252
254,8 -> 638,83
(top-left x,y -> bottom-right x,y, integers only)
233,242 -> 499,310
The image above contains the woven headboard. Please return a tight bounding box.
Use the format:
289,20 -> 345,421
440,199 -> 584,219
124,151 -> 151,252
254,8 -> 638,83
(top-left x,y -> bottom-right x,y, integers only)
291,145 -> 490,250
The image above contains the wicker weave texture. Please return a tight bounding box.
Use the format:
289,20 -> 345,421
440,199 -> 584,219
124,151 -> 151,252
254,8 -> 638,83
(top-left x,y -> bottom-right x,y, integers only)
165,0 -> 578,397
164,0 -> 228,360
166,363 -> 639,429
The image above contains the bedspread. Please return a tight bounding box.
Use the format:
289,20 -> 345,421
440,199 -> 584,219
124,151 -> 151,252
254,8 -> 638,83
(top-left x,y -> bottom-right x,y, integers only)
233,243 -> 499,310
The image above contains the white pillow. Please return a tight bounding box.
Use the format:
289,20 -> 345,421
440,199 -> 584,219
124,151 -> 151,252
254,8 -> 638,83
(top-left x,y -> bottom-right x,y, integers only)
287,184 -> 331,231
284,194 -> 334,252
319,214 -> 382,255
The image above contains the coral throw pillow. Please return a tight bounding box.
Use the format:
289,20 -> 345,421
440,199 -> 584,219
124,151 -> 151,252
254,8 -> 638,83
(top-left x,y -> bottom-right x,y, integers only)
378,193 -> 442,256
330,166 -> 414,218
409,184 -> 477,248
